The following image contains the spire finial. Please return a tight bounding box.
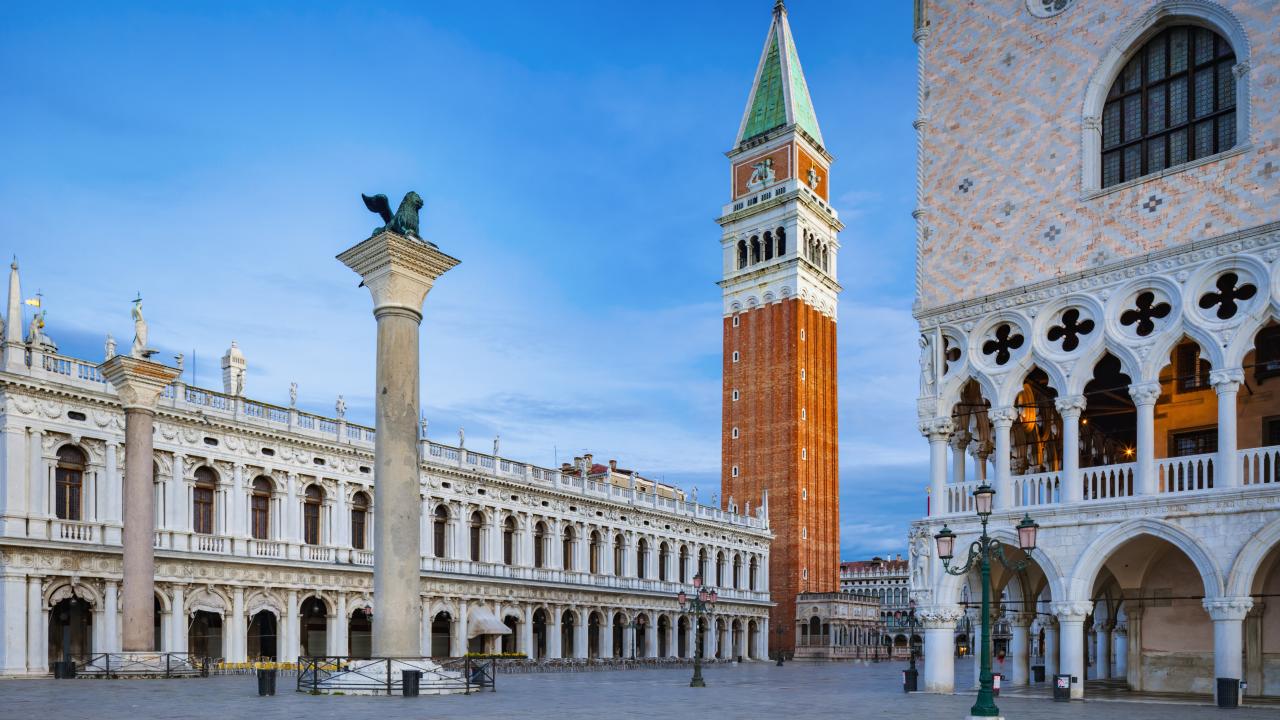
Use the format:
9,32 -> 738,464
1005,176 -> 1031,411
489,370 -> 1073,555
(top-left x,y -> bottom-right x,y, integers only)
773,0 -> 786,16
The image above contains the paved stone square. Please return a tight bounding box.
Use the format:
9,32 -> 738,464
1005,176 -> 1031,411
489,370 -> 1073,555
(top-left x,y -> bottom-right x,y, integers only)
1,660 -> 1273,720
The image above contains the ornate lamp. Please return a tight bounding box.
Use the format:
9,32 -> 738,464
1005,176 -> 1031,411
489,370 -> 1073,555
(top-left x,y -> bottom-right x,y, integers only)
678,590 -> 688,605
693,573 -> 703,589
1016,514 -> 1040,552
972,482 -> 995,518
934,525 -> 956,562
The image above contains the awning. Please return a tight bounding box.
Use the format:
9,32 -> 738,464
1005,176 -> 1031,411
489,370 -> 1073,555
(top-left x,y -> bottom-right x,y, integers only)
467,606 -> 513,639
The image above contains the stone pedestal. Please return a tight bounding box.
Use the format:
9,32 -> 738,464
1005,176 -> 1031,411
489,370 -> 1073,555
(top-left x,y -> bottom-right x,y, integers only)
99,355 -> 181,652
339,231 -> 458,658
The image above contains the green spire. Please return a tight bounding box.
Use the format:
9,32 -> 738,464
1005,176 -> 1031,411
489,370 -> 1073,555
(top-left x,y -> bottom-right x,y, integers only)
736,2 -> 824,148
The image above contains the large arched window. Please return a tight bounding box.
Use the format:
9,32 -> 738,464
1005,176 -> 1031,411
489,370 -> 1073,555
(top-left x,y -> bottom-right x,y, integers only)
613,533 -> 625,577
589,530 -> 602,574
251,477 -> 272,540
659,542 -> 670,582
679,545 -> 689,583
303,485 -> 324,545
1102,25 -> 1237,188
433,505 -> 449,559
503,516 -> 516,565
749,557 -> 759,590
636,538 -> 648,579
736,240 -> 748,269
54,446 -> 86,521
350,491 -> 369,550
534,521 -> 547,569
775,227 -> 786,256
469,511 -> 484,562
562,526 -> 575,571
192,466 -> 217,535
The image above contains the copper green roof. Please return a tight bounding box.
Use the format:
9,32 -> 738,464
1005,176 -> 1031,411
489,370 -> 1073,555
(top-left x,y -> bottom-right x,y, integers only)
736,4 -> 824,148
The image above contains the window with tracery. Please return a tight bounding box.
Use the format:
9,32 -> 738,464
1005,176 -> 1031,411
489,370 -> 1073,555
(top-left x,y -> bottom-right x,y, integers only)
193,466 -> 217,535
251,477 -> 272,540
1102,25 -> 1237,188
55,446 -> 86,521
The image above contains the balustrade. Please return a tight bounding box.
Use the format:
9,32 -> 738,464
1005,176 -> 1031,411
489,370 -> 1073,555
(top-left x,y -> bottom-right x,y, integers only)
1011,472 -> 1059,508
353,550 -> 374,566
53,520 -> 96,543
192,533 -> 229,554
1081,463 -> 1135,501
1240,446 -> 1280,485
249,539 -> 283,558
303,545 -> 333,562
1156,452 -> 1215,494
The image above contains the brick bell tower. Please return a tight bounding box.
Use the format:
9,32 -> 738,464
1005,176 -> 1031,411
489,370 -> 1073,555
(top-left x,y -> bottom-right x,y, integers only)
719,0 -> 842,657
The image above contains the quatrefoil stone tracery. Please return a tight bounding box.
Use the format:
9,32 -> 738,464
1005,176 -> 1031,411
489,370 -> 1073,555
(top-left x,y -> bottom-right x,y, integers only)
1046,308 -> 1095,352
982,323 -> 1024,366
943,337 -> 962,374
1120,291 -> 1172,337
1198,272 -> 1257,320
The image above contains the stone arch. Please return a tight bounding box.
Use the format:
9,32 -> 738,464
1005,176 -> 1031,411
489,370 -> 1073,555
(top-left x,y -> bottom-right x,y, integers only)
1226,515 -> 1280,597
45,579 -> 101,608
1067,338 -> 1142,397
1144,325 -> 1225,384
1080,0 -> 1252,191
1067,518 -> 1224,602
1225,305 -> 1280,370
997,356 -> 1068,408
939,373 -> 998,422
427,598 -> 457,619
185,586 -> 229,617
244,590 -> 282,619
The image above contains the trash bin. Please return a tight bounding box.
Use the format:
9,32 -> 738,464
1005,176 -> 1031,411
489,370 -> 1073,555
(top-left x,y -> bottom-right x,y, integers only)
903,667 -> 918,692
992,673 -> 1002,697
257,668 -> 277,696
1217,678 -> 1240,708
402,669 -> 421,697
1032,664 -> 1045,683
1053,674 -> 1071,702
51,661 -> 65,679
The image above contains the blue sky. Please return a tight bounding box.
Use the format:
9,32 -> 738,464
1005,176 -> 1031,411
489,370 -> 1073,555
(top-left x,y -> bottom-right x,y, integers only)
0,1 -> 924,559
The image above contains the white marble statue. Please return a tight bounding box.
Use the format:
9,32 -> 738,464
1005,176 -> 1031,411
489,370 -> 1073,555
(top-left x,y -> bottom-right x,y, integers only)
335,395 -> 346,418
289,382 -> 298,407
918,335 -> 934,396
174,353 -> 184,372
493,435 -> 500,456
130,297 -> 148,359
104,333 -> 116,360
458,427 -> 465,449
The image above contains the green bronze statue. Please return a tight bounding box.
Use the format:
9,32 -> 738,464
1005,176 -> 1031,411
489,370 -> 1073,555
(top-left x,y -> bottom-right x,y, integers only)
362,191 -> 424,239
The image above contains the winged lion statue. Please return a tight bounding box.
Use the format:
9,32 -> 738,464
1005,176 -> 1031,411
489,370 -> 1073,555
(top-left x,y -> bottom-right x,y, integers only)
362,191 -> 424,239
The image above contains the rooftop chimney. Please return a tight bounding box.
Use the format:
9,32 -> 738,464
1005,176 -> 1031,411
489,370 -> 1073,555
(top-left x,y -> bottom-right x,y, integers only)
609,459 -> 617,472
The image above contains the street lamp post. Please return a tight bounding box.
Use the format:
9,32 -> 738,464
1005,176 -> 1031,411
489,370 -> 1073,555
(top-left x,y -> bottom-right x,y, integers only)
903,597 -> 918,692
677,573 -> 717,687
934,481 -> 1040,719
775,624 -> 785,666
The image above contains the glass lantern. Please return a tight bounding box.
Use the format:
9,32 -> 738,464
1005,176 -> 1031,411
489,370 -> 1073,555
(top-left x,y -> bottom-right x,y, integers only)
934,525 -> 956,561
1016,514 -> 1039,551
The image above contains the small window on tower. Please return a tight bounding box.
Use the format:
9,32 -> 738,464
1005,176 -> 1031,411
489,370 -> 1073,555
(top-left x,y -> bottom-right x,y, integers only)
801,448 -> 807,460
802,527 -> 807,539
732,427 -> 740,439
801,408 -> 807,421
800,368 -> 806,382
732,466 -> 740,477
732,315 -> 740,328
732,351 -> 740,363
802,488 -> 807,501
803,568 -> 809,580
800,329 -> 806,341
732,390 -> 740,401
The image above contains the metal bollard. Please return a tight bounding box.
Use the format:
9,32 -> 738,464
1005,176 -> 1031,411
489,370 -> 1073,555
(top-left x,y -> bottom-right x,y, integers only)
257,668 -> 277,696
402,670 -> 421,697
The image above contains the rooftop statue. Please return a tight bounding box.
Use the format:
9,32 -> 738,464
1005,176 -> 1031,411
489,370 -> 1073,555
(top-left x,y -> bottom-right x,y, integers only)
130,295 -> 154,359
361,191 -> 424,240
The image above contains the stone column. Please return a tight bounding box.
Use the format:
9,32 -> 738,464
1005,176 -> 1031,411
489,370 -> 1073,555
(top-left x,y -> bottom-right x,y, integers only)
547,607 -> 562,658
520,604 -> 534,657
419,599 -> 432,656
26,575 -> 45,672
574,612 -> 588,659
103,580 -> 120,654
1055,396 -> 1085,503
451,600 -> 469,657
990,407 -> 1017,510
171,585 -> 187,655
1043,616 -> 1059,679
920,606 -> 961,693
99,355 -> 180,652
950,431 -> 970,485
646,618 -> 658,658
1211,369 -> 1243,489
283,590 -> 299,663
1204,597 -> 1253,706
339,230 -> 458,658
104,442 -> 122,544
1052,602 -> 1091,699
1245,604 -> 1263,697
1129,382 -> 1161,495
1113,622 -> 1127,680
1009,612 -> 1033,685
970,609 -> 983,688
921,419 -> 953,516
230,587 -> 245,662
1094,621 -> 1111,679
1125,604 -> 1144,691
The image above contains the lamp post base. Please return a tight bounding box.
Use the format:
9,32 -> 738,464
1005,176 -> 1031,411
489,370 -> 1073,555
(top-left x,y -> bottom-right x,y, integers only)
966,716 -> 1005,720
690,677 -> 706,688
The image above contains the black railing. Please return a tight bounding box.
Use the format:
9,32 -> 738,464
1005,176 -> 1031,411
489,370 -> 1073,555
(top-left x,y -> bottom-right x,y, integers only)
74,652 -> 205,678
296,656 -> 494,695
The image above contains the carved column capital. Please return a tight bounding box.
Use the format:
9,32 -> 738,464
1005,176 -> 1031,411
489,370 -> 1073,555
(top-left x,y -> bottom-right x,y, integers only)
1054,395 -> 1087,416
1050,601 -> 1094,621
1210,368 -> 1245,393
338,231 -> 460,319
99,356 -> 181,412
918,417 -> 955,441
950,430 -> 973,450
917,605 -> 965,629
989,406 -> 1018,427
1082,115 -> 1101,132
1203,596 -> 1254,622
1233,61 -> 1251,79
1007,612 -> 1035,628
1127,382 -> 1162,407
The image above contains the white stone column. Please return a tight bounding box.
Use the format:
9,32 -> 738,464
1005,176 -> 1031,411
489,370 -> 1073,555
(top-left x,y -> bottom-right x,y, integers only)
1009,612 -> 1032,685
1129,382 -> 1161,495
1053,602 -> 1091,699
758,617 -> 768,661
645,618 -> 658,658
520,605 -> 534,657
1211,369 -> 1243,489
171,585 -> 187,655
574,612 -> 588,659
28,430 -> 46,532
1043,616 -> 1059,679
921,418 -> 954,516
1055,396 -> 1085,503
622,620 -> 634,658
229,587 -> 244,662
283,590 -> 299,663
103,580 -> 120,654
230,464 -> 245,543
1204,597 -> 1252,705
950,431 -> 970,486
1113,623 -> 1128,680
104,442 -> 122,544
706,619 -> 718,659
1094,623 -> 1111,679
602,614 -> 614,658
340,231 -> 457,658
971,610 -> 983,688
990,407 -> 1017,510
25,575 -> 45,673
450,600 -> 468,657
419,599 -> 432,656
334,594 -> 348,657
547,606 -> 562,658
921,604 -> 962,691
0,575 -> 26,673
99,355 -> 180,652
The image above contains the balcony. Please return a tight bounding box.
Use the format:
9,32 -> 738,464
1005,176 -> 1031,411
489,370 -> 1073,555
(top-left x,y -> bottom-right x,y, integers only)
52,519 -> 98,543
937,446 -> 1280,517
